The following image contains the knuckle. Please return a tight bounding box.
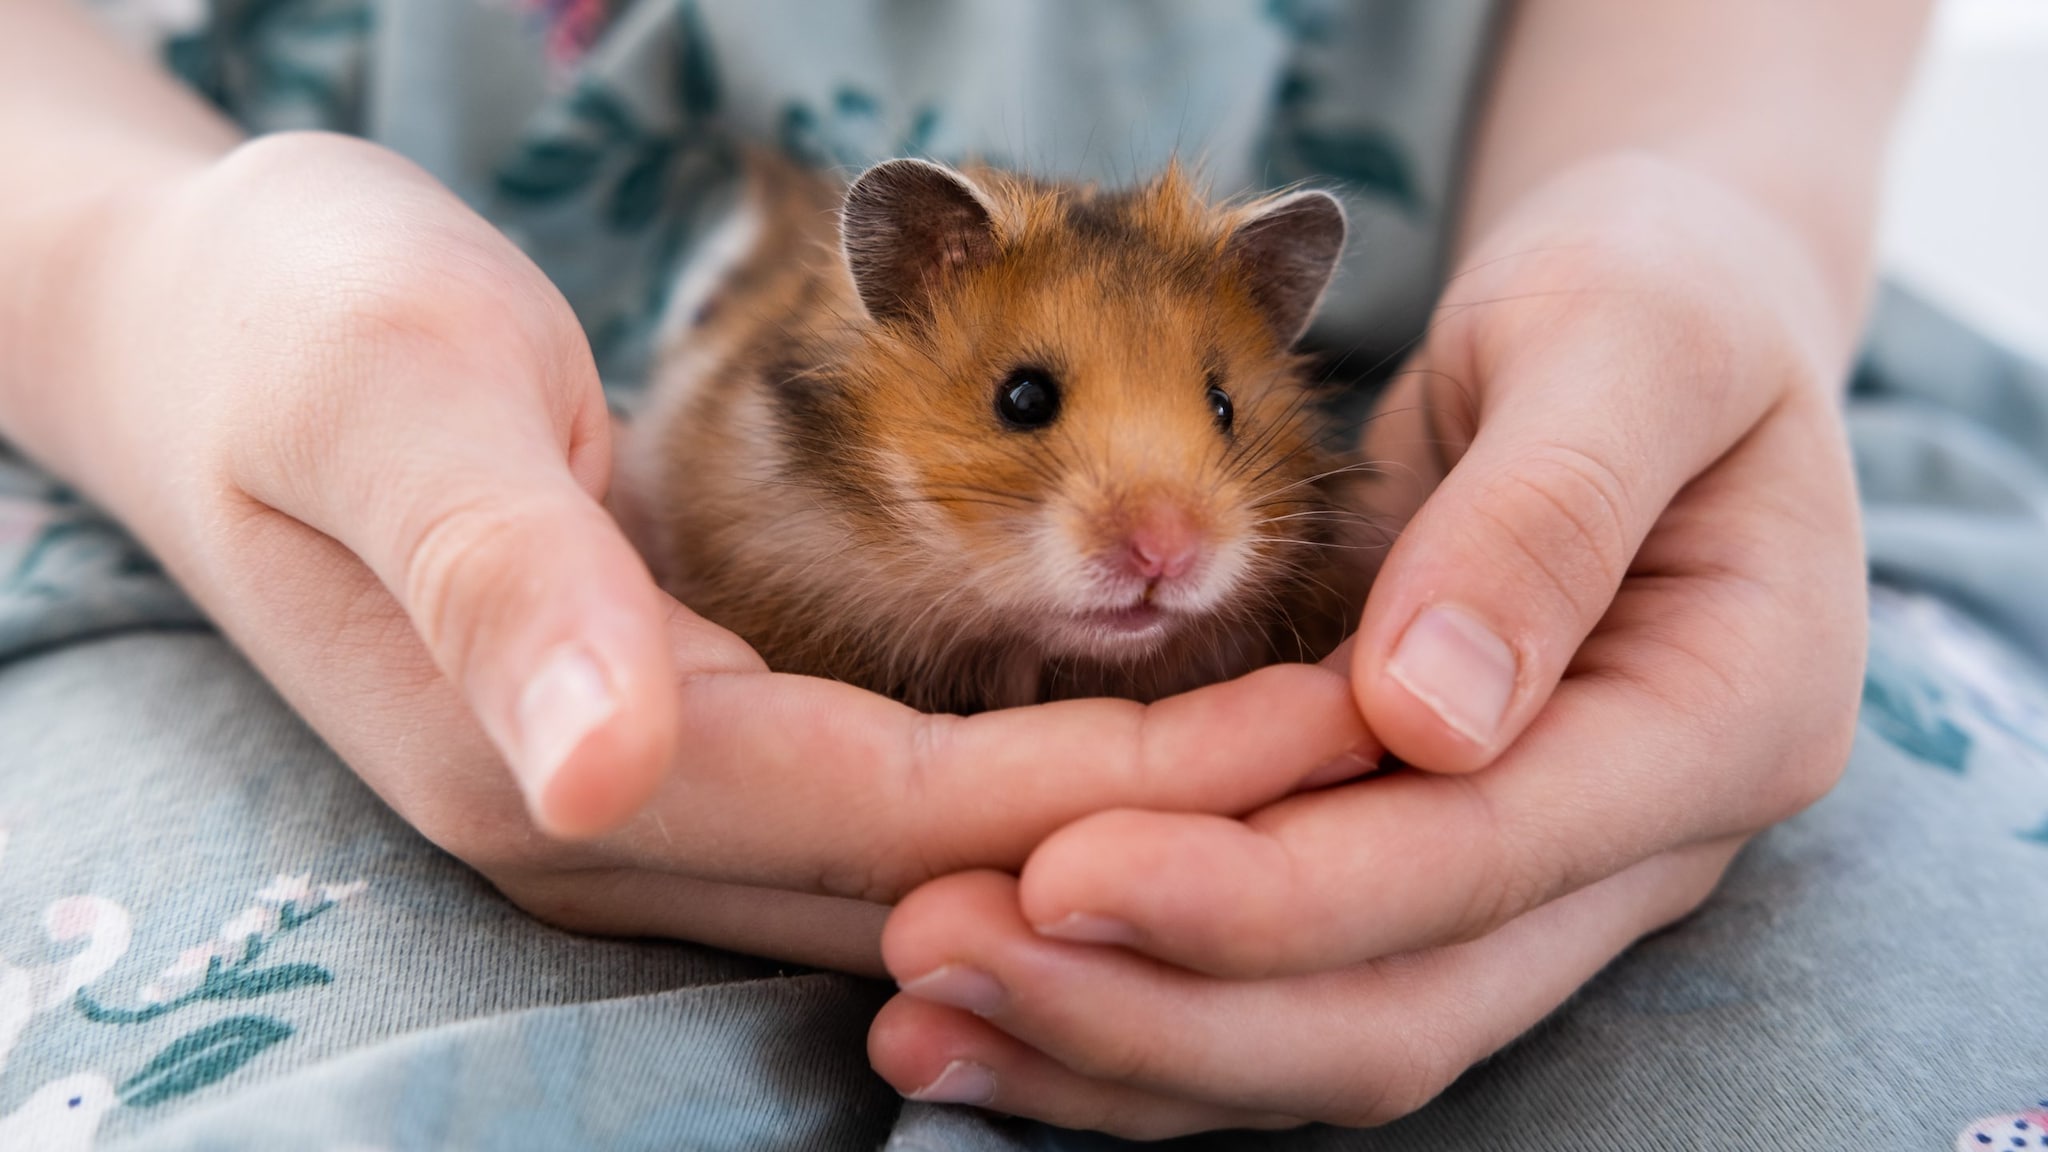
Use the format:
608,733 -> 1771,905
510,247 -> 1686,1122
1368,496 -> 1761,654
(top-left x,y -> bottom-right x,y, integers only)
810,854 -> 915,906
1446,779 -> 1547,943
832,716 -> 958,902
1451,864 -> 1536,947
1319,973 -> 1472,1125
405,793 -> 543,873
1655,848 -> 1736,926
1056,1018 -> 1165,1087
1373,1044 -> 1464,1122
1473,441 -> 1638,624
1324,1079 -> 1434,1128
305,261 -> 468,356
397,494 -> 541,677
805,720 -> 958,903
1303,1049 -> 1433,1127
483,866 -> 632,935
1772,694 -> 1858,820
1243,834 -> 1322,977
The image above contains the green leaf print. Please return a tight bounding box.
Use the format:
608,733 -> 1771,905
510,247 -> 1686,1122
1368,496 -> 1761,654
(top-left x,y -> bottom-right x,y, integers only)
778,89 -> 948,171
675,0 -> 722,119
498,140 -> 608,202
1288,128 -> 1420,215
161,0 -> 373,134
906,106 -> 942,154
2020,816 -> 2048,846
567,83 -> 640,144
220,962 -> 334,998
274,897 -> 331,931
1262,62 -> 1422,215
119,1016 -> 293,1108
4,518 -> 163,601
1265,0 -> 1340,38
834,87 -> 880,120
1861,669 -> 1972,774
609,142 -> 678,231
76,897 -> 341,1024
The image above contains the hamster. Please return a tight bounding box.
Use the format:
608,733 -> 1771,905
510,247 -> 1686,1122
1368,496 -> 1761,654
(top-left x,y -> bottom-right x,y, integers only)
617,153 -> 1377,714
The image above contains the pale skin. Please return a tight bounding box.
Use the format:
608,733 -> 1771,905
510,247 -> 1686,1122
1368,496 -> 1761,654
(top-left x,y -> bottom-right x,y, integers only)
0,0 -> 1927,1137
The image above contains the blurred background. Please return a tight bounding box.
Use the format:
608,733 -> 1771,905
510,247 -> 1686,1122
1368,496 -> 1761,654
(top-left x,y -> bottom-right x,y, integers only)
1881,0 -> 2048,364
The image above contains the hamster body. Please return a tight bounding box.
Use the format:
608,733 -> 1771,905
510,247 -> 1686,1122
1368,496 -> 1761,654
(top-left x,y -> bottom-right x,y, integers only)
619,154 -> 1376,713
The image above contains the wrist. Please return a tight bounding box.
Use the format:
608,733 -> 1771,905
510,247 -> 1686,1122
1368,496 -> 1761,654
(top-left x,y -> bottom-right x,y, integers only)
0,158 -> 209,488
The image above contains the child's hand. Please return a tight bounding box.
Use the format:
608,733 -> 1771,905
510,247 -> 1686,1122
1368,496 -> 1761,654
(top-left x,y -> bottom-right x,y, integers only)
25,131 -> 1374,970
868,155 -> 1870,1133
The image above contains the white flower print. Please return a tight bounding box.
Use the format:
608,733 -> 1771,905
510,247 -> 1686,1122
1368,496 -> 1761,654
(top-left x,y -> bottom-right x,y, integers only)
220,906 -> 279,944
256,874 -> 314,907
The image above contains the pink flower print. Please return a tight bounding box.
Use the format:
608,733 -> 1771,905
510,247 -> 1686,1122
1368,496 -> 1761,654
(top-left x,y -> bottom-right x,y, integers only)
319,881 -> 367,904
502,0 -> 609,70
1959,1104 -> 2048,1150
36,898 -> 131,1010
45,898 -> 102,942
143,942 -> 235,1004
0,498 -> 50,550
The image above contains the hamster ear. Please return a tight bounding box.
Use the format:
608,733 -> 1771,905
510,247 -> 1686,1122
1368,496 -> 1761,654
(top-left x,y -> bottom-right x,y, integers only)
841,159 -> 999,325
1224,190 -> 1347,346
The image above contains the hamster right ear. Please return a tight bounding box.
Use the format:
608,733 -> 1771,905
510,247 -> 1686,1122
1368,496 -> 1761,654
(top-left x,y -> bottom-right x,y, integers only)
1225,189 -> 1348,347
841,159 -> 999,325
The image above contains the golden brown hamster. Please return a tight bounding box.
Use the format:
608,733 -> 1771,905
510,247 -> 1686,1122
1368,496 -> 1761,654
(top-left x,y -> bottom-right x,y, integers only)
617,153 -> 1375,713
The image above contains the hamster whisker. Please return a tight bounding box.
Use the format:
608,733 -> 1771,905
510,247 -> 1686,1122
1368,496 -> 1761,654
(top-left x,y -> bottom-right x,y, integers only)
1250,459 -> 1392,501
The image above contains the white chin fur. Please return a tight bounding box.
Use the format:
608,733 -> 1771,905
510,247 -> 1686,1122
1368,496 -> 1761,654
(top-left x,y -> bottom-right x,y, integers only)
998,511 -> 1260,661
1041,610 -> 1177,661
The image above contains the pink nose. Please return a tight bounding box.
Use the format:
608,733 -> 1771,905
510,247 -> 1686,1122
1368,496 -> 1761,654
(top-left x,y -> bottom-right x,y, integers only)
1123,507 -> 1201,582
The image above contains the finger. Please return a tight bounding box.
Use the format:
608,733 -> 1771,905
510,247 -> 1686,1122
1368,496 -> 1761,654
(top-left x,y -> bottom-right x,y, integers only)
1020,401 -> 1863,975
1353,226 -> 1795,772
257,404 -> 679,838
604,653 -> 1372,900
882,849 -> 1735,1126
200,163 -> 684,832
869,996 -> 1301,1139
491,865 -> 893,978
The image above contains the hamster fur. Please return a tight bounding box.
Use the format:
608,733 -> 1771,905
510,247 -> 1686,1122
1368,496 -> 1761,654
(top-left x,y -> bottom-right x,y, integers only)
618,153 -> 1377,713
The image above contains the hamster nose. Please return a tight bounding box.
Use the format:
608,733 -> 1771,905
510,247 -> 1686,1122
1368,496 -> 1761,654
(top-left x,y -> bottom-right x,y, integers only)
1123,506 -> 1201,582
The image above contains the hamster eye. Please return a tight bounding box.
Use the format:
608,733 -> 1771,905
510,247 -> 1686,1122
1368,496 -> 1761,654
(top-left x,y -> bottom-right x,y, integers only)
996,369 -> 1061,430
1206,383 -> 1235,433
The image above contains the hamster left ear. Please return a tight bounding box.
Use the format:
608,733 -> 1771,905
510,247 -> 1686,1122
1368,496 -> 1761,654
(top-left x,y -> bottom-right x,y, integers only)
841,159 -> 999,325
1225,190 -> 1348,346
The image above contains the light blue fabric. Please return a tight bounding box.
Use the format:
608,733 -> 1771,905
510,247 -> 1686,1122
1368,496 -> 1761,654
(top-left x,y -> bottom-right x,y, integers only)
1854,285 -> 2048,663
0,591 -> 2043,1149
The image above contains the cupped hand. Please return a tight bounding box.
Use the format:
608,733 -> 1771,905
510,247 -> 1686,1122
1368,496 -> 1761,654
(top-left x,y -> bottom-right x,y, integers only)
33,131 -> 1373,971
871,154 -> 1871,1132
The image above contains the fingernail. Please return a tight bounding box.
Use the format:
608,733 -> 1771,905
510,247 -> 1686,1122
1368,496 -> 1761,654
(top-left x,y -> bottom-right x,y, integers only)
514,645 -> 618,807
899,964 -> 1007,1016
1034,912 -> 1140,947
1300,743 -> 1380,789
907,1059 -> 998,1106
1386,606 -> 1516,748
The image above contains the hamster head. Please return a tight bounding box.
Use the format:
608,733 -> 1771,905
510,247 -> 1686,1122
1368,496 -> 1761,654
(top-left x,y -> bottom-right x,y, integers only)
814,159 -> 1353,669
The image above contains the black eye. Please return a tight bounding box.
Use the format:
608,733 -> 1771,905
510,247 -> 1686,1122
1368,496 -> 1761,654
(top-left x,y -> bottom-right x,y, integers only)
996,369 -> 1061,430
1206,383 -> 1235,432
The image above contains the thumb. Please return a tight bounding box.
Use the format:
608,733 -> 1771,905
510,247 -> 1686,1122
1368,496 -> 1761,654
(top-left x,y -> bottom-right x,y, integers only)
238,339 -> 680,839
387,461 -> 683,839
1352,316 -> 1771,773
